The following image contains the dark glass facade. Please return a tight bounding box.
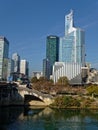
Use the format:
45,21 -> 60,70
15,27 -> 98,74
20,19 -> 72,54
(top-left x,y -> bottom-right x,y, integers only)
46,35 -> 59,75
43,58 -> 50,79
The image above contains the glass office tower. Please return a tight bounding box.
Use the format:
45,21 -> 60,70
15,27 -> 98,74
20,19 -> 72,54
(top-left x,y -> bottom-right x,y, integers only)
12,53 -> 20,73
43,58 -> 50,79
53,10 -> 86,84
59,10 -> 85,66
46,35 -> 59,76
0,36 -> 9,80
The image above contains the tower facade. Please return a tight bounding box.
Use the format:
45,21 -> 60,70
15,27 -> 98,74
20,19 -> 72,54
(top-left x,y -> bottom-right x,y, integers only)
59,10 -> 85,66
7,58 -> 14,79
46,35 -> 59,76
43,58 -> 50,79
20,59 -> 29,77
0,36 -> 9,80
12,53 -> 20,73
53,10 -> 86,84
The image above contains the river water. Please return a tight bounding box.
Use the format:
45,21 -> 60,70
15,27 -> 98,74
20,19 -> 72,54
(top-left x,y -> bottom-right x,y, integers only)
0,106 -> 98,130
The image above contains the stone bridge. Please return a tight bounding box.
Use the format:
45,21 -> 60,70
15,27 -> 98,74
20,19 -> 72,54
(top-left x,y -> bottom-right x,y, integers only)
17,86 -> 54,106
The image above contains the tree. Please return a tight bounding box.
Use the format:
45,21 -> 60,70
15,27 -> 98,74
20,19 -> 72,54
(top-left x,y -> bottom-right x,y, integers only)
39,76 -> 48,82
86,85 -> 98,95
31,76 -> 38,83
57,76 -> 69,86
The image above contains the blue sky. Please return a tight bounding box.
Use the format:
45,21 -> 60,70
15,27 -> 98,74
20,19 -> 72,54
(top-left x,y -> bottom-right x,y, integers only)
0,0 -> 98,75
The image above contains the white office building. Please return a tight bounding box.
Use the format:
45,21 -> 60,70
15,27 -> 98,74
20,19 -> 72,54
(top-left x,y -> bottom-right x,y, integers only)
20,60 -> 29,77
53,62 -> 83,84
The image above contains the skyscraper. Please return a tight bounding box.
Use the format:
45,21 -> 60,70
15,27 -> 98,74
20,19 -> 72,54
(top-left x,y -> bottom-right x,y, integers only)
43,58 -> 50,79
0,36 -> 9,80
12,53 -> 20,73
59,10 -> 85,66
7,58 -> 14,79
53,10 -> 86,84
46,35 -> 59,76
20,59 -> 29,77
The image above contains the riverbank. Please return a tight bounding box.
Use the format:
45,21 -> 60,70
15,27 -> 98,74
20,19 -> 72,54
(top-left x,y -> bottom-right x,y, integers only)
49,95 -> 98,109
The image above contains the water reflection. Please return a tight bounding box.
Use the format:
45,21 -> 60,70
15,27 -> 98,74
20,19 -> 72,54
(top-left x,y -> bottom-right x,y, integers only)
0,106 -> 98,130
0,106 -> 24,130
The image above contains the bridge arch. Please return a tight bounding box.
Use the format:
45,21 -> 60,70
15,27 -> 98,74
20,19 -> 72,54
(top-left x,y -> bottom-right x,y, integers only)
17,87 -> 54,106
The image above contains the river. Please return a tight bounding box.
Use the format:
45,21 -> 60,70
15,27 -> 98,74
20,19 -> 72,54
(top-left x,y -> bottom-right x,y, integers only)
0,106 -> 98,130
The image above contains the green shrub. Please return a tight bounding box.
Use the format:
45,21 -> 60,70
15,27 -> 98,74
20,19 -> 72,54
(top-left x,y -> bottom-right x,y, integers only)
53,96 -> 80,108
86,85 -> 98,95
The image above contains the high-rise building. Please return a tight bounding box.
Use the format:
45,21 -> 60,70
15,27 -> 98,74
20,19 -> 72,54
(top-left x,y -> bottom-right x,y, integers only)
59,10 -> 85,66
0,36 -> 9,80
53,62 -> 82,84
53,10 -> 86,85
46,35 -> 59,76
12,53 -> 20,73
43,58 -> 50,79
7,58 -> 14,79
20,59 -> 29,77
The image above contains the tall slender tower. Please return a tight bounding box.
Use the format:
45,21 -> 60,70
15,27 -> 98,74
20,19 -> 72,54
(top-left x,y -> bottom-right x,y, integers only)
0,36 -> 9,80
12,53 -> 20,73
46,35 -> 59,76
20,59 -> 29,77
65,10 -> 74,35
43,58 -> 50,79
